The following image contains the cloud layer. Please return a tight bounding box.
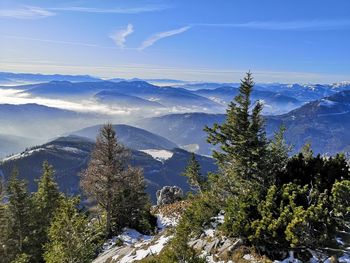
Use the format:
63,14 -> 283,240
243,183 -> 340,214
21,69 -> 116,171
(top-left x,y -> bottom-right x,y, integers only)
139,26 -> 191,50
110,24 -> 134,49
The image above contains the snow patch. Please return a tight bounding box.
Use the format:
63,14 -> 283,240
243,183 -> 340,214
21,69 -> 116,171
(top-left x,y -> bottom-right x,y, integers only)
274,251 -> 302,263
116,235 -> 172,263
318,99 -> 337,107
140,149 -> 173,162
119,228 -> 152,245
157,213 -> 178,229
2,148 -> 45,161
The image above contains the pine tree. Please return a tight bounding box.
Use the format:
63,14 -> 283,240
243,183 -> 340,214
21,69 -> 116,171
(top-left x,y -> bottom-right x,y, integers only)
205,72 -> 268,196
182,153 -> 205,194
0,178 -> 10,263
43,197 -> 96,263
31,161 -> 62,262
266,126 -> 292,186
6,168 -> 32,261
81,123 -> 153,236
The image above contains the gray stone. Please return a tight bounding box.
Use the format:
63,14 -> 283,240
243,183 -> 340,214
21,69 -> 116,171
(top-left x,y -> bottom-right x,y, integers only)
193,239 -> 206,250
156,186 -> 183,205
218,239 -> 233,253
204,239 -> 220,253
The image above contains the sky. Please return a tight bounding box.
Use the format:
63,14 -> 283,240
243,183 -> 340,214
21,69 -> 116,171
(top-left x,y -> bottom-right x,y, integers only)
1,0 -> 350,83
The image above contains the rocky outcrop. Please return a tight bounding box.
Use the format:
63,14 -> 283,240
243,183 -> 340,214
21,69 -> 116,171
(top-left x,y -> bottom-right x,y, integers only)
156,185 -> 183,205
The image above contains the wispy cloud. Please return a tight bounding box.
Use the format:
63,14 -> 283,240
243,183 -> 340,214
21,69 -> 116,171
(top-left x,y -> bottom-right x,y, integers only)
193,20 -> 350,31
0,6 -> 55,19
110,24 -> 134,49
0,4 -> 167,19
1,35 -> 119,50
139,26 -> 191,50
48,6 -> 166,14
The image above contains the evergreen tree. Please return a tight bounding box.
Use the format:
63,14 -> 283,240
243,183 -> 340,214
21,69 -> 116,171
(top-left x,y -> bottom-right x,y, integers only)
110,166 -> 154,233
81,123 -> 153,236
266,126 -> 292,186
0,179 -> 11,263
6,169 -> 32,262
182,153 -> 205,194
43,197 -> 96,263
205,72 -> 268,196
31,161 -> 62,262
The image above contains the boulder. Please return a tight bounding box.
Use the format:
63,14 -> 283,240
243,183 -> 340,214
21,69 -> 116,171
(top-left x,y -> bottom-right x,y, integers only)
156,186 -> 183,205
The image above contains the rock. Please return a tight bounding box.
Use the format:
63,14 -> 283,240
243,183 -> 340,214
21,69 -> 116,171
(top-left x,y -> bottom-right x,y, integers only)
217,238 -> 243,258
204,239 -> 220,253
193,239 -> 206,250
156,186 -> 183,205
218,239 -> 233,254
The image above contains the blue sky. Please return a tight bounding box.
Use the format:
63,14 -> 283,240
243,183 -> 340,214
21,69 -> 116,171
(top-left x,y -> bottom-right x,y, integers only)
1,0 -> 350,83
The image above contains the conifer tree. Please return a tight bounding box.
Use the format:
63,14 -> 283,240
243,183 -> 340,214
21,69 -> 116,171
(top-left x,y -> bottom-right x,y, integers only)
81,123 -> 153,236
205,72 -> 268,195
44,197 -> 96,263
182,153 -> 205,194
31,161 -> 62,262
266,126 -> 292,186
6,169 -> 32,261
0,178 -> 10,263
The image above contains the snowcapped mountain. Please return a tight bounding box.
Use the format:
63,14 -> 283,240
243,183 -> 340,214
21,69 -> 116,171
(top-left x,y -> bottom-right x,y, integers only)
193,86 -> 303,114
266,90 -> 350,154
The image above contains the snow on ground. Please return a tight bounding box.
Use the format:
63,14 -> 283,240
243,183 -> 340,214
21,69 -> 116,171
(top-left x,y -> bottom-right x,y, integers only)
2,148 -> 45,162
95,213 -> 175,263
119,228 -> 152,245
47,145 -> 86,154
157,213 -> 179,229
339,254 -> 350,262
140,149 -> 173,162
101,228 -> 152,252
318,99 -> 337,107
274,251 -> 302,263
116,234 -> 173,263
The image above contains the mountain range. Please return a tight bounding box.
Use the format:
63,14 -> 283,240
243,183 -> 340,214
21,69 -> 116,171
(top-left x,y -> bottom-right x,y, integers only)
0,135 -> 216,202
2,72 -> 350,198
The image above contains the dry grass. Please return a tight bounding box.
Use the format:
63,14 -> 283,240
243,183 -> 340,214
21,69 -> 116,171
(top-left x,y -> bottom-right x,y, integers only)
151,200 -> 191,218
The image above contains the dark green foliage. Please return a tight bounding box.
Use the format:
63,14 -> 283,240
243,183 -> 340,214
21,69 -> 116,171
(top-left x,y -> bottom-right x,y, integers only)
110,166 -> 156,234
31,161 -> 63,262
182,153 -> 206,194
0,202 -> 11,263
205,72 -> 268,198
204,73 -> 350,257
43,197 -> 98,263
265,126 -> 292,185
278,152 -> 350,192
7,169 -> 33,261
228,153 -> 350,255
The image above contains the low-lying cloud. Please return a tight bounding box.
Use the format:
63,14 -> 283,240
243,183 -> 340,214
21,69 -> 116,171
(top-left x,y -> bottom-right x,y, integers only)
0,89 -> 132,116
